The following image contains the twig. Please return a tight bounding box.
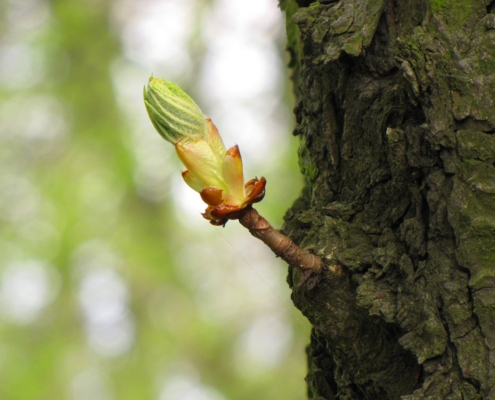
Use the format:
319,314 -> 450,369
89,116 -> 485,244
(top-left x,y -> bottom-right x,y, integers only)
238,207 -> 323,273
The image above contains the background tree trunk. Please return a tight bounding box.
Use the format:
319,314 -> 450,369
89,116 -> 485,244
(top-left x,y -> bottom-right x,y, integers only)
279,0 -> 495,398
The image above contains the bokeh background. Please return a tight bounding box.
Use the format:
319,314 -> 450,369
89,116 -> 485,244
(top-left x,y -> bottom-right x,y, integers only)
0,0 -> 308,399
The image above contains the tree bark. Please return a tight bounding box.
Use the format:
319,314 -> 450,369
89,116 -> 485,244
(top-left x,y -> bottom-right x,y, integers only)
279,0 -> 495,398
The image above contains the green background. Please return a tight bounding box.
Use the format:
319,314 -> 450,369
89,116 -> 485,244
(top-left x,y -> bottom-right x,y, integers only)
0,0 -> 308,399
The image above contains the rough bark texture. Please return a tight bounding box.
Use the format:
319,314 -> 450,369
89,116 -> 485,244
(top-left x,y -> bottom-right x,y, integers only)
279,0 -> 495,398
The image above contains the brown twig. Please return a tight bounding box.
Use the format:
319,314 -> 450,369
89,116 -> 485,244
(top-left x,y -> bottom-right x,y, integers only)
238,207 -> 323,273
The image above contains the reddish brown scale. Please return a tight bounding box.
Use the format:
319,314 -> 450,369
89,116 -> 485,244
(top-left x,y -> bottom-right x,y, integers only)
200,187 -> 223,206
225,145 -> 241,158
201,177 -> 267,226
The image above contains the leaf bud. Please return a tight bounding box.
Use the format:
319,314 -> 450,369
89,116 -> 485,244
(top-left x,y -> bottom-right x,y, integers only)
143,76 -> 207,143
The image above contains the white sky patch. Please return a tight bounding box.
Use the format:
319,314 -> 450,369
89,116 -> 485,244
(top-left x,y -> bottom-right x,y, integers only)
0,260 -> 60,325
113,0 -> 197,78
233,312 -> 292,376
158,372 -> 226,400
200,40 -> 281,102
170,174 -> 210,228
78,268 -> 135,357
198,0 -> 288,171
207,104 -> 288,166
72,241 -> 135,357
210,0 -> 281,35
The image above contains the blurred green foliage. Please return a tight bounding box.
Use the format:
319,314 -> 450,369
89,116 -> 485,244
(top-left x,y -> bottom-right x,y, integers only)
0,0 -> 308,399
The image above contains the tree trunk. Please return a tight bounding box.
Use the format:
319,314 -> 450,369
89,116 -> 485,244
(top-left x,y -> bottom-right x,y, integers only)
279,0 -> 495,398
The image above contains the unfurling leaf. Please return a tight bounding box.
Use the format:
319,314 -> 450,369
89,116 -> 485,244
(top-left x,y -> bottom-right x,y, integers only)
144,76 -> 265,225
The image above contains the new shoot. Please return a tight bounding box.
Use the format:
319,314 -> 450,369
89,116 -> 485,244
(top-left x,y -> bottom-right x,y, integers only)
143,76 -> 322,276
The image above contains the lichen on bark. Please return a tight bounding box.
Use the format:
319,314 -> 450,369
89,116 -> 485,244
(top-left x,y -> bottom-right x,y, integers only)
279,0 -> 495,398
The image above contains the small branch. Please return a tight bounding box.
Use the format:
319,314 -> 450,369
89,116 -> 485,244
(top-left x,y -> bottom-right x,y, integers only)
238,207 -> 323,273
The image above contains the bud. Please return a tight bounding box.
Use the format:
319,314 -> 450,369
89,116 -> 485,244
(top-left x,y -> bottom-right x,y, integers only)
175,137 -> 227,191
143,76 -> 207,143
143,76 -> 266,226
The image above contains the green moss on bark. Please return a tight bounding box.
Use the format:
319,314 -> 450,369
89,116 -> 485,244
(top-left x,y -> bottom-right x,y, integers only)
281,0 -> 495,398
